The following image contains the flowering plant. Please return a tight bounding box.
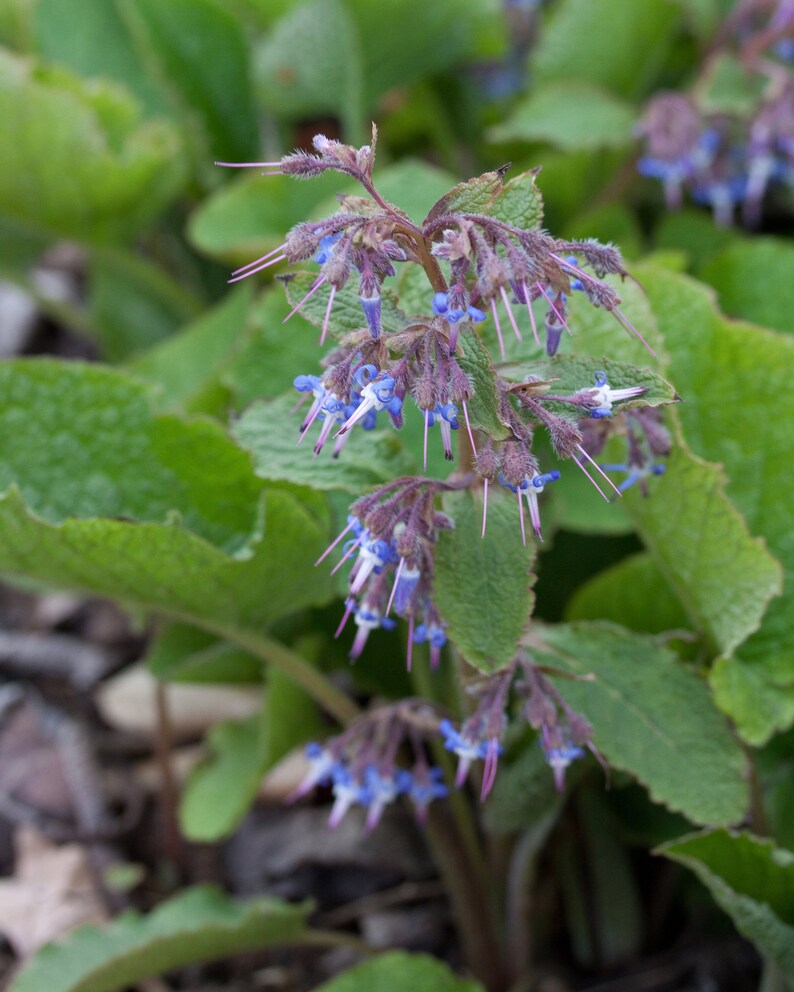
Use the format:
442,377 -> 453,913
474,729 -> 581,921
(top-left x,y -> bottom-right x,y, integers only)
1,2 -> 794,991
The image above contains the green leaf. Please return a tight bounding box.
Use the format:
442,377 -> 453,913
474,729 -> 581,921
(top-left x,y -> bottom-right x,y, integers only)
254,0 -> 363,139
34,0 -> 167,116
502,354 -> 678,411
424,170 -> 505,226
531,0 -> 680,98
699,237 -> 794,336
88,252 -> 204,362
8,886 -> 311,992
696,53 -> 769,116
119,0 -> 257,162
435,489 -> 536,673
0,360 -> 260,554
538,623 -> 749,826
456,331 -> 511,441
623,441 -> 781,659
346,0 -> 499,109
147,623 -> 262,683
180,712 -> 265,840
566,552 -> 691,635
659,830 -> 794,976
0,361 -> 334,630
0,50 -> 186,242
313,952 -> 485,992
637,264 -> 794,743
233,394 -> 415,493
128,285 -> 253,410
486,168 -> 545,231
489,83 -> 636,151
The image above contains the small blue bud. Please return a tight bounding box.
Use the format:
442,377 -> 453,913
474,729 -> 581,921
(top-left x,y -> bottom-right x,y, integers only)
432,292 -> 449,315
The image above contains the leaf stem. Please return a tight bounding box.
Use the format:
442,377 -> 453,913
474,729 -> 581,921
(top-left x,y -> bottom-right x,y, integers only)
166,614 -> 360,726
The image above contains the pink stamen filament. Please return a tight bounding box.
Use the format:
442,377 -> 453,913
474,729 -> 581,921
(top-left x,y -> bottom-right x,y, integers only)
334,602 -> 355,638
330,534 -> 363,576
423,409 -> 430,471
490,298 -> 506,361
518,488 -> 527,546
320,284 -> 337,346
538,282 -> 572,336
500,285 -> 523,342
385,558 -> 404,617
521,282 -> 541,348
315,518 -> 356,566
481,478 -> 489,539
462,400 -> 477,456
214,160 -> 283,168
576,443 -> 622,498
228,254 -> 286,284
232,242 -> 287,276
282,276 -> 326,324
572,456 -> 610,502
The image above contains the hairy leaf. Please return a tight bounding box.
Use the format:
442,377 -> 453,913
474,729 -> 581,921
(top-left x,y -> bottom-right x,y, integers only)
531,0 -> 680,98
502,354 -> 678,411
566,552 -> 690,635
456,331 -> 511,441
638,265 -> 794,743
435,489 -> 536,672
538,623 -> 749,826
490,83 -> 636,151
424,170 -> 504,226
119,0 -> 257,162
659,830 -> 794,976
233,394 -> 416,493
486,169 -> 544,231
8,886 -> 311,992
0,50 -> 185,241
699,237 -> 794,336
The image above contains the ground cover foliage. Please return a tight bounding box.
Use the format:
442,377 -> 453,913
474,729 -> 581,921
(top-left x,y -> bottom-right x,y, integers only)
1,1 -> 793,990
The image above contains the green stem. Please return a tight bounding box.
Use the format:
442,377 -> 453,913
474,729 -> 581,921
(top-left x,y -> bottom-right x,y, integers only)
163,612 -> 360,726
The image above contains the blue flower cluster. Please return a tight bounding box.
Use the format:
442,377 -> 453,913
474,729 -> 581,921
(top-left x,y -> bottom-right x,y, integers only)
291,743 -> 448,831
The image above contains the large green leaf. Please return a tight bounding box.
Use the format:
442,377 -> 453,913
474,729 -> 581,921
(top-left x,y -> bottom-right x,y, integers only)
0,361 -> 333,632
659,830 -> 794,976
537,623 -> 749,826
8,886 -> 311,992
637,265 -> 794,743
622,441 -> 781,660
435,489 -> 536,672
566,552 -> 691,635
0,360 -> 260,554
128,285 -> 253,410
489,83 -> 636,151
233,394 -> 416,493
424,170 -> 504,225
531,0 -> 680,98
147,623 -> 262,683
34,0 -> 167,116
0,50 -> 186,242
119,0 -> 257,163
699,237 -> 794,336
255,0 -> 364,139
314,952 -> 485,992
